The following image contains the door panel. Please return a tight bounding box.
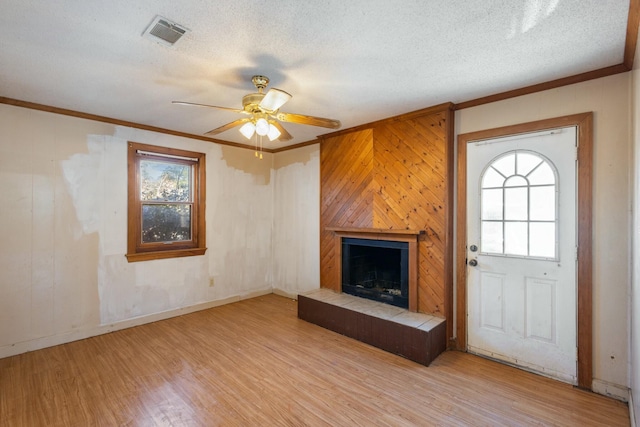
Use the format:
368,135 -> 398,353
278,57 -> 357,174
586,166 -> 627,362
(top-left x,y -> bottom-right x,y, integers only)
525,277 -> 555,342
466,128 -> 577,384
478,272 -> 505,331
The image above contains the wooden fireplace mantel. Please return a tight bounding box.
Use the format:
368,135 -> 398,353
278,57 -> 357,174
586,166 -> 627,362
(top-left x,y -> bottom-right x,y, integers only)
326,227 -> 421,312
325,227 -> 425,237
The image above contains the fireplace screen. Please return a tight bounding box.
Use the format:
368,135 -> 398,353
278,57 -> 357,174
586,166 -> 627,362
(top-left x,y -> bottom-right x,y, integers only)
341,238 -> 409,308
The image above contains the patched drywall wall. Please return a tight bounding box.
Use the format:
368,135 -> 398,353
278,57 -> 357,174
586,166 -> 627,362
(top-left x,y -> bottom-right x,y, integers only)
0,108 -> 111,350
456,72 -> 632,399
273,144 -> 316,168
0,104 -> 275,357
221,145 -> 272,185
272,144 -> 320,295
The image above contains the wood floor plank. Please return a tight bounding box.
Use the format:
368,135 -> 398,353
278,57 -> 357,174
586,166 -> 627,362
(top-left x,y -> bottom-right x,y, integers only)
0,294 -> 629,426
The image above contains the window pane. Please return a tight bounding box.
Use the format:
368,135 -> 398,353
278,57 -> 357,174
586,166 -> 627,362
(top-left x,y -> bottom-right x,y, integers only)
527,161 -> 555,185
505,187 -> 527,220
142,204 -> 192,242
479,150 -> 559,260
530,186 -> 556,221
504,175 -> 527,187
492,153 -> 515,177
481,221 -> 503,253
530,222 -> 555,258
516,152 -> 543,176
482,167 -> 505,188
482,188 -> 503,220
505,222 -> 528,256
140,160 -> 191,202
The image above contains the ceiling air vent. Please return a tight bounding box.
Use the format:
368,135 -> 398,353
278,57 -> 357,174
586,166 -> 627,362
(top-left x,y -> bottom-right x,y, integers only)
142,16 -> 188,46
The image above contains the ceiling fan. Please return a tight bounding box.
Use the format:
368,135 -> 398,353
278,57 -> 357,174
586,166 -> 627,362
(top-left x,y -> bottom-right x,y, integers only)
173,75 -> 341,142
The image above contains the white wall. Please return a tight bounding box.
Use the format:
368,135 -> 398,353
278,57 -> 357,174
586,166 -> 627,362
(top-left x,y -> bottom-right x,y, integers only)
631,31 -> 640,426
456,72 -> 632,400
0,104 -> 276,358
271,144 -> 321,297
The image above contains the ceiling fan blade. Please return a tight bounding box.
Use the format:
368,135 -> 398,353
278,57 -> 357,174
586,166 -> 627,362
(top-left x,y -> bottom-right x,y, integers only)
259,88 -> 292,112
269,121 -> 293,141
275,112 -> 341,129
172,101 -> 248,115
204,118 -> 252,136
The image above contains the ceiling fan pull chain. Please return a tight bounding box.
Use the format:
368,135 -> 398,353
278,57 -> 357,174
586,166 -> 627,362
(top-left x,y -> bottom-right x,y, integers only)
255,131 -> 259,158
254,133 -> 263,159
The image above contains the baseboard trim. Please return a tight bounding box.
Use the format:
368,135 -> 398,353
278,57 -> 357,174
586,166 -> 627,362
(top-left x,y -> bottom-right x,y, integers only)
0,288 -> 273,359
272,288 -> 299,300
592,378 -> 630,402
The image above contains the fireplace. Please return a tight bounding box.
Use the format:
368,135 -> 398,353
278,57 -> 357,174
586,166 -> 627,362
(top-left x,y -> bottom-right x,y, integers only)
341,238 -> 409,309
327,227 -> 421,312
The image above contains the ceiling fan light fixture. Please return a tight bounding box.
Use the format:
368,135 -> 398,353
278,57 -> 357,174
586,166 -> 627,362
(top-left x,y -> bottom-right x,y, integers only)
239,122 -> 256,139
255,118 -> 270,136
174,75 -> 340,145
267,124 -> 281,141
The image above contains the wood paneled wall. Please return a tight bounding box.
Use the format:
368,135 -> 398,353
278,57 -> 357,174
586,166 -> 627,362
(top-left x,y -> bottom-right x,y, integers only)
319,104 -> 454,317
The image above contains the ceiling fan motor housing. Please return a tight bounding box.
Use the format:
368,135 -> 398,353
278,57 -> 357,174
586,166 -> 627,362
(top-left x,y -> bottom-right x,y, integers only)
242,93 -> 266,113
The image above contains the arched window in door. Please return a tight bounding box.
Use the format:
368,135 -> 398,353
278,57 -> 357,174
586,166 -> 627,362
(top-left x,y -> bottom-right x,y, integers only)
480,150 -> 558,259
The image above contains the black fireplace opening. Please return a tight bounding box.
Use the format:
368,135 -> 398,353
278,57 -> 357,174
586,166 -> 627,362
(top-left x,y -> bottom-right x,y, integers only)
341,238 -> 409,309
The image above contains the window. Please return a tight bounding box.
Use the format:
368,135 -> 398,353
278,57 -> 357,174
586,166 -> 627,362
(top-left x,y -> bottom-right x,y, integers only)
480,150 -> 557,259
126,142 -> 206,262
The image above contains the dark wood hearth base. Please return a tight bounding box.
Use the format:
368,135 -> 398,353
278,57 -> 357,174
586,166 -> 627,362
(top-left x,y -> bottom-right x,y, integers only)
298,289 -> 446,366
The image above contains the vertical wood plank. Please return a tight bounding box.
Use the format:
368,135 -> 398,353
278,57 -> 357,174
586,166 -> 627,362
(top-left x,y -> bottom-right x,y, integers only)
455,126 -> 468,351
576,113 -> 593,390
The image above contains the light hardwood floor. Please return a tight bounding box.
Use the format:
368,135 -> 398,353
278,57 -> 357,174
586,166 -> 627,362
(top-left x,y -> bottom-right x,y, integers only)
0,294 -> 629,426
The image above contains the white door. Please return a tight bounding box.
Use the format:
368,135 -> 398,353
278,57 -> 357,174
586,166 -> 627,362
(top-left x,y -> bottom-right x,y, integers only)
466,127 -> 577,384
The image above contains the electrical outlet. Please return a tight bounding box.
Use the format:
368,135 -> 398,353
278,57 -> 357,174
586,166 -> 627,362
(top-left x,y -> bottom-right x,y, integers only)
209,277 -> 215,287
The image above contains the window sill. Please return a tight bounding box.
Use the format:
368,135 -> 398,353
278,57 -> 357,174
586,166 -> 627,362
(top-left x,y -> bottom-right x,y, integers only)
125,247 -> 207,262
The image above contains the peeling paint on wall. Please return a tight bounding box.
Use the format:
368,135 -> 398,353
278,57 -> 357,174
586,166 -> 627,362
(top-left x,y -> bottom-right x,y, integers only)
1,108 -> 279,349
273,143 -> 318,169
220,145 -> 272,184
272,147 -> 320,294
55,127 -> 273,324
60,136 -> 106,237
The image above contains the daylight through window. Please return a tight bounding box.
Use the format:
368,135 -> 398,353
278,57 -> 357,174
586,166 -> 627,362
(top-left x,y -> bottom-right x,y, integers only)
126,142 -> 206,262
480,150 -> 558,259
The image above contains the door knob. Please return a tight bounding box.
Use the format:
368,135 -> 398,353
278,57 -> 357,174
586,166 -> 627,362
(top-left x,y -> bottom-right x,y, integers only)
468,259 -> 478,267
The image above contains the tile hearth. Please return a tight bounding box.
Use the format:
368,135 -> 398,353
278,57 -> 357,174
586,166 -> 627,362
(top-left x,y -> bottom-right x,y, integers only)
298,289 -> 447,366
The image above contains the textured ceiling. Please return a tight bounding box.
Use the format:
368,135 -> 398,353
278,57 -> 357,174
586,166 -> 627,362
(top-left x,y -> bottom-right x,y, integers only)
0,1 -> 631,149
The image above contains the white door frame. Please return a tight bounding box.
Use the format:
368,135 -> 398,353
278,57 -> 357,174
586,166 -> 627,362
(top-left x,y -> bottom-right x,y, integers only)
455,113 -> 593,390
